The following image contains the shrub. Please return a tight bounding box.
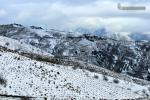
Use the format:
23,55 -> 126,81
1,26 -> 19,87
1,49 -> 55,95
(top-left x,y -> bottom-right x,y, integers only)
72,66 -> 78,70
0,76 -> 7,86
113,79 -> 119,84
88,68 -> 95,72
103,75 -> 108,81
5,42 -> 9,46
94,75 -> 99,79
17,57 -> 20,60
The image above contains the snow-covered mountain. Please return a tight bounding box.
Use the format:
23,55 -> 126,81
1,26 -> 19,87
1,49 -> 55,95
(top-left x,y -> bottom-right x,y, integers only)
0,34 -> 150,99
0,23 -> 150,82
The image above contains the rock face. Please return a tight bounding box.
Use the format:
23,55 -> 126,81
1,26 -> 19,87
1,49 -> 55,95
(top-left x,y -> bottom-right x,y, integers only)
0,23 -> 150,81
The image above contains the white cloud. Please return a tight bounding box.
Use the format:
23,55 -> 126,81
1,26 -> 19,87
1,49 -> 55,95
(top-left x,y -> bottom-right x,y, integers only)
16,11 -> 31,20
101,17 -> 150,32
0,9 -> 7,17
0,0 -> 150,33
65,17 -> 150,32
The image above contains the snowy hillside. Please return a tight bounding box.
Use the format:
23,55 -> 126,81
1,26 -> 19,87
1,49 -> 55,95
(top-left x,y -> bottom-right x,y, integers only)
0,36 -> 53,57
0,35 -> 149,99
0,24 -> 149,81
0,24 -> 150,99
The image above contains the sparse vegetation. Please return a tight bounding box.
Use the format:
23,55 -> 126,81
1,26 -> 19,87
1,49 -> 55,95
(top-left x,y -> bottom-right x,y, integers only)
127,88 -> 131,90
72,66 -> 78,70
17,57 -> 20,60
113,79 -> 119,84
103,75 -> 108,81
57,72 -> 60,75
5,42 -> 9,46
0,76 -> 7,86
88,68 -> 95,72
94,75 -> 99,79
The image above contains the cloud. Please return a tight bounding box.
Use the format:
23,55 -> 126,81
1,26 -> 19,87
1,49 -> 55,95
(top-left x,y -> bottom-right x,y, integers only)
66,17 -> 150,32
0,9 -> 7,17
0,0 -> 150,33
0,0 -> 97,6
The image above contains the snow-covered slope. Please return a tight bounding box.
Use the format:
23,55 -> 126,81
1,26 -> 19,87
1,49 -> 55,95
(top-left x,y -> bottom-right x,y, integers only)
0,43 -> 149,99
0,36 -> 53,57
0,24 -> 149,81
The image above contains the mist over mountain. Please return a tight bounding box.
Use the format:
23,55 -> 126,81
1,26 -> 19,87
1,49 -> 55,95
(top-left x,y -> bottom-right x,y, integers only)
72,27 -> 107,36
72,27 -> 150,41
129,32 -> 150,41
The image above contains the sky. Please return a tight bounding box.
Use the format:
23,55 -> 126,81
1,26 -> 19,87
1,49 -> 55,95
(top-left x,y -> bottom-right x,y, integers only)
0,0 -> 150,33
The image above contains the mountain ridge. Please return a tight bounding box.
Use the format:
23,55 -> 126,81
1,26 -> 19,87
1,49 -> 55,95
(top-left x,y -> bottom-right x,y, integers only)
0,35 -> 149,99
0,23 -> 150,81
